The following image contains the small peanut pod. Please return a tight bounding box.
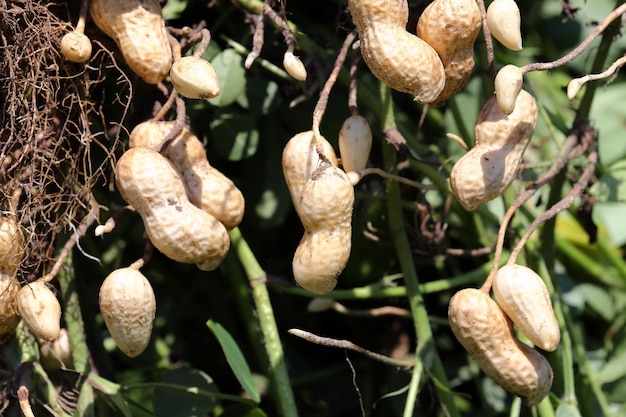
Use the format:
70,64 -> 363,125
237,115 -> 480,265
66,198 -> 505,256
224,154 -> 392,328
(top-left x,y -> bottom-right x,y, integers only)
39,328 -> 73,370
0,216 -> 24,273
347,0 -> 445,103
486,0 -> 523,51
99,268 -> 156,357
416,0 -> 481,106
493,265 -> 560,352
281,130 -> 338,213
170,56 -> 221,99
449,288 -> 553,406
60,31 -> 92,63
129,121 -> 245,230
494,64 -> 524,115
449,89 -> 537,211
283,51 -> 307,81
338,115 -> 372,174
90,0 -> 173,84
0,271 -> 21,343
115,147 -> 229,270
17,281 -> 62,341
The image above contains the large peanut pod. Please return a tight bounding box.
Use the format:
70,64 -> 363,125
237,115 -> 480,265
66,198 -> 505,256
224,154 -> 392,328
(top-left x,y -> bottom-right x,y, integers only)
282,130 -> 338,211
487,0 -> 523,51
449,288 -> 553,406
0,271 -> 21,343
115,147 -> 229,271
99,268 -> 156,357
17,281 -> 62,341
449,89 -> 537,211
90,0 -> 172,84
338,115 -> 372,174
170,56 -> 221,99
129,121 -> 244,230
416,0 -> 481,106
0,216 -> 24,274
493,265 -> 560,352
347,0 -> 445,103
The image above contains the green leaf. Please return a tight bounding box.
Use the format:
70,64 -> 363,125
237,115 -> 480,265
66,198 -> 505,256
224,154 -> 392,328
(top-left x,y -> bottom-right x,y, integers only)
596,349 -> 626,384
207,319 -> 261,403
592,83 -> 626,166
210,113 -> 259,161
575,283 -> 615,321
161,0 -> 187,20
236,76 -> 282,116
153,367 -> 218,417
208,49 -> 247,108
555,402 -> 583,417
219,404 -> 268,417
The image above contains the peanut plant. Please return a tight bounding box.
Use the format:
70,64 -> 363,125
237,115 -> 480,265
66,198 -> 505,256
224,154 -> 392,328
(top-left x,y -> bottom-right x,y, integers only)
1,1 -> 626,416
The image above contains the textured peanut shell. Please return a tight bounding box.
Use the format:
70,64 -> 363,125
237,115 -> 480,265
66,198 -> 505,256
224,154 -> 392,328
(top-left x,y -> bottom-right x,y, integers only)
348,0 -> 445,103
39,328 -> 73,370
0,271 -> 21,343
486,0 -> 523,51
293,226 -> 352,295
0,216 -> 24,273
298,166 -> 354,231
449,89 -> 537,211
449,288 -> 553,406
129,121 -> 244,230
493,265 -> 560,352
17,281 -> 61,341
115,147 -> 229,270
90,0 -> 172,84
338,115 -> 372,173
170,56 -> 221,99
99,268 -> 156,357
416,0 -> 481,106
282,130 -> 338,212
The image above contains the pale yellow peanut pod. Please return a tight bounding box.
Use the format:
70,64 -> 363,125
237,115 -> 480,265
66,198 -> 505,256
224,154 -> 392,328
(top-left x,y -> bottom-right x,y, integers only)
493,265 -> 560,352
0,216 -> 24,273
283,51 -> 307,81
39,328 -> 73,370
347,0 -> 445,103
449,89 -> 537,211
99,268 -> 156,357
416,0 -> 481,106
60,31 -> 92,63
487,0 -> 523,51
494,64 -> 524,115
292,226 -> 352,295
17,281 -> 62,341
170,56 -> 221,99
449,288 -> 554,406
281,130 -> 338,212
338,115 -> 372,174
0,271 -> 21,343
129,121 -> 245,230
115,147 -> 229,271
90,0 -> 172,84
298,166 -> 354,232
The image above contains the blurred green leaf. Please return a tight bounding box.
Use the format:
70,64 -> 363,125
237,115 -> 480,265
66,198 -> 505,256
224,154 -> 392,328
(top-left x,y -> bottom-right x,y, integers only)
208,49 -> 247,107
236,76 -> 282,116
556,402 -> 583,417
207,319 -> 260,403
596,349 -> 626,384
162,0 -> 187,20
153,367 -> 218,417
210,113 -> 259,160
590,159 -> 626,203
575,283 -> 615,321
219,404 -> 268,417
593,83 -> 626,166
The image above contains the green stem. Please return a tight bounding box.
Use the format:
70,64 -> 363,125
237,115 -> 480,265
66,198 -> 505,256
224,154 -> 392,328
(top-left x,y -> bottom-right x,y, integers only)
123,382 -> 257,404
380,84 -> 460,417
229,227 -> 298,417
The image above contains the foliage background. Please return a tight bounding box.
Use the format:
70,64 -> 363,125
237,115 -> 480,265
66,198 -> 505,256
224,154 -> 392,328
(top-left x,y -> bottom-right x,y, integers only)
2,0 -> 626,416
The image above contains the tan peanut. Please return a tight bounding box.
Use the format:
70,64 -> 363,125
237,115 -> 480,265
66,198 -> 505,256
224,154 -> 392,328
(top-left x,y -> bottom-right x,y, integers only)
338,115 -> 372,174
282,132 -> 353,294
17,281 -> 62,341
449,89 -> 537,211
99,267 -> 156,357
0,216 -> 24,273
170,56 -> 221,99
347,0 -> 445,103
486,0 -> 523,51
115,147 -> 229,270
130,121 -> 245,230
449,288 -> 553,406
60,31 -> 92,63
283,51 -> 308,81
494,64 -> 524,115
39,328 -> 73,370
493,265 -> 560,352
0,271 -> 21,343
90,0 -> 172,84
416,0 -> 481,106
